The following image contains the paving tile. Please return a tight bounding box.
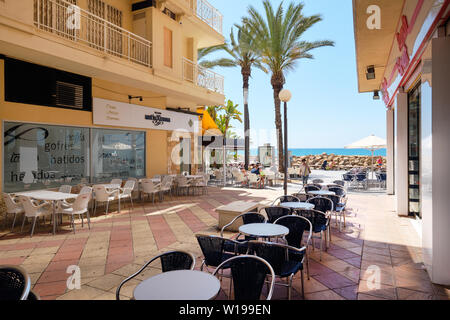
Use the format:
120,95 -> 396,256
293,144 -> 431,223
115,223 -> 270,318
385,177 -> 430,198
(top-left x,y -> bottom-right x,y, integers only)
33,281 -> 68,297
358,280 -> 397,299
313,271 -> 356,289
305,289 -> 345,300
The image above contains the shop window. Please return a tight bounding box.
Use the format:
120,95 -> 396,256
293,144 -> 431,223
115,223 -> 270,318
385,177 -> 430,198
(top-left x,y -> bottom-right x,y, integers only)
91,129 -> 146,183
3,122 -> 90,193
4,58 -> 92,111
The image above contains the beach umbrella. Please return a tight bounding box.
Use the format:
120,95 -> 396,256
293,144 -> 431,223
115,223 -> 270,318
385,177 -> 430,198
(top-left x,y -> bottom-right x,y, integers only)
344,134 -> 386,179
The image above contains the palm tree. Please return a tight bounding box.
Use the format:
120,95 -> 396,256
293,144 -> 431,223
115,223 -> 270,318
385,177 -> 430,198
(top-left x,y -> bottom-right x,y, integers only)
242,0 -> 334,172
198,27 -> 264,170
219,99 -> 243,136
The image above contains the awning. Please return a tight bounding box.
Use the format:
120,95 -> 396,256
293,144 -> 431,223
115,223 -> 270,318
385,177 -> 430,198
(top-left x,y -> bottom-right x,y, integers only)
197,108 -> 221,135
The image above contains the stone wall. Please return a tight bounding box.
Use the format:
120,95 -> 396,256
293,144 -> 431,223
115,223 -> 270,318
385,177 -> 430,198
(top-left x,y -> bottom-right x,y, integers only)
292,153 -> 386,171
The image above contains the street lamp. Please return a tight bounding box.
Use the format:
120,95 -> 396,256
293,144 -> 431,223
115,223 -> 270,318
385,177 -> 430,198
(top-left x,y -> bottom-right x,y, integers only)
279,89 -> 292,196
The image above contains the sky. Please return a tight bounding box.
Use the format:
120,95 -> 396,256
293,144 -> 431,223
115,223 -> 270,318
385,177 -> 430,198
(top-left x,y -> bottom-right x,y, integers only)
206,0 -> 387,148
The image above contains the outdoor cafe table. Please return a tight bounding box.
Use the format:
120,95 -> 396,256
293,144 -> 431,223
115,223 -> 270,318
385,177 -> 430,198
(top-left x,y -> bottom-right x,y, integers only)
239,223 -> 289,240
133,270 -> 220,300
308,190 -> 336,196
15,190 -> 77,235
279,202 -> 315,211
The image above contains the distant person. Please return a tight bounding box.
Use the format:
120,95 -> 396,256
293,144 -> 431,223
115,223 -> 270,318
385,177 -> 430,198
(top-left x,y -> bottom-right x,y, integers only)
377,156 -> 383,168
300,159 -> 311,186
321,160 -> 328,170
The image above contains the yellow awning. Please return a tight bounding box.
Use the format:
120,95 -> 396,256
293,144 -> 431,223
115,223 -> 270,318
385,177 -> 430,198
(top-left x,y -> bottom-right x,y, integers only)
197,108 -> 222,136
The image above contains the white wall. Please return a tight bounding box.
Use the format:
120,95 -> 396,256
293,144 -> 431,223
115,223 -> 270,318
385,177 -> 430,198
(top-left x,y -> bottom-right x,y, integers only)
395,91 -> 409,216
386,108 -> 395,195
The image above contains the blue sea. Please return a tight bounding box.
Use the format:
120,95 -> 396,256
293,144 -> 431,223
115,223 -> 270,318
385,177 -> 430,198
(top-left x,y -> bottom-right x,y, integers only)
246,148 -> 386,157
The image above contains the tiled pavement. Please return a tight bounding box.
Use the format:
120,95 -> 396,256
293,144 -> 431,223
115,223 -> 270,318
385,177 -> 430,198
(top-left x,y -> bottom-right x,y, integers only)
0,186 -> 449,300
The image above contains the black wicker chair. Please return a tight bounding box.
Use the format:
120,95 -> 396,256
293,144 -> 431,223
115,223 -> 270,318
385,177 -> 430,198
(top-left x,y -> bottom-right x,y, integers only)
196,234 -> 239,272
296,209 -> 331,261
304,185 -> 321,193
274,215 -> 312,279
271,195 -> 300,206
260,206 -> 291,224
213,255 -> 275,300
248,241 -> 307,299
116,250 -> 195,300
307,196 -> 334,213
220,212 -> 266,254
327,194 -> 347,231
0,265 -> 31,300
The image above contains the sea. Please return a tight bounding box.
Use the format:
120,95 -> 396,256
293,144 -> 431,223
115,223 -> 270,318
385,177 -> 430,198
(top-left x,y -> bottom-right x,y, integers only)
246,148 -> 387,157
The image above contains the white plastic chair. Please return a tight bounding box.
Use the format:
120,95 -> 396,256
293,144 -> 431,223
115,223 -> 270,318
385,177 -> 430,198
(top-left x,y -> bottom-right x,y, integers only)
18,196 -> 51,237
56,192 -> 91,233
159,176 -> 173,200
58,185 -> 72,194
248,173 -> 260,188
119,180 -> 135,211
93,185 -> 118,215
176,176 -> 191,196
141,179 -> 160,204
2,193 -> 24,231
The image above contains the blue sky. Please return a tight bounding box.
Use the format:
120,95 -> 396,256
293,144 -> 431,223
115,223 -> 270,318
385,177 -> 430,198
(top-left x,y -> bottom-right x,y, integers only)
206,0 -> 386,148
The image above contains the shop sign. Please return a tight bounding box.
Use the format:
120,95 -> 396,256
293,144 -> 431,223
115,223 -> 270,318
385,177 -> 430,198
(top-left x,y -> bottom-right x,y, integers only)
93,98 -> 199,133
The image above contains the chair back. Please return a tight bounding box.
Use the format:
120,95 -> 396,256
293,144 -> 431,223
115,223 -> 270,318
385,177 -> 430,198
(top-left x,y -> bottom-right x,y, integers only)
248,173 -> 259,183
296,209 -> 329,233
307,196 -> 334,212
274,215 -> 312,249
0,265 -> 31,300
342,173 -> 354,182
122,180 -> 135,195
93,185 -> 111,202
71,193 -> 91,213
127,177 -> 139,191
213,255 -> 275,300
2,193 -> 22,213
196,234 -> 228,267
141,179 -> 158,193
79,186 -> 93,195
58,185 -> 72,194
312,179 -> 323,183
260,206 -> 291,224
328,186 -> 346,197
17,196 -> 39,217
247,241 -> 294,276
271,195 -> 300,206
290,193 -> 308,202
110,179 -> 122,186
333,180 -> 345,186
220,212 -> 266,237
304,185 -> 320,193
327,194 -> 341,212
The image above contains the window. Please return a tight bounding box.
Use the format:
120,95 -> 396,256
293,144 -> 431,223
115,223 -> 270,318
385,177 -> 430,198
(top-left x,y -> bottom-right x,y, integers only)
3,123 -> 146,192
3,122 -> 90,193
91,129 -> 146,183
4,58 -> 92,111
164,27 -> 173,68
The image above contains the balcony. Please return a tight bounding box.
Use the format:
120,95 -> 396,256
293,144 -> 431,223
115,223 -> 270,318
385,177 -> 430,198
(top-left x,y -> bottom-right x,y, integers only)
195,0 -> 223,35
182,58 -> 224,94
33,0 -> 152,68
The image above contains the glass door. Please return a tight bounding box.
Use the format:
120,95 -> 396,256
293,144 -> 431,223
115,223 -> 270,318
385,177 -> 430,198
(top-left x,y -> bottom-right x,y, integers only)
179,137 -> 191,174
408,83 -> 421,218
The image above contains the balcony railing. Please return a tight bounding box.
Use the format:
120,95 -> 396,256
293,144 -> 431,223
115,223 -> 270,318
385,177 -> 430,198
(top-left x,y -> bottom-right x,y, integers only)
183,58 -> 224,94
196,0 -> 223,35
33,0 -> 152,68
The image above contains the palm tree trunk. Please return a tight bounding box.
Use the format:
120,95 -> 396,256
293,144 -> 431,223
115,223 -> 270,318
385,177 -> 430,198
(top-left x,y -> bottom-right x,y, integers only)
272,73 -> 285,173
242,66 -> 251,170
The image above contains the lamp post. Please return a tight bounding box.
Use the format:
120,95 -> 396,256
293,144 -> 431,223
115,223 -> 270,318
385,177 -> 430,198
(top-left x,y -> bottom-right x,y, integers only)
279,89 -> 292,196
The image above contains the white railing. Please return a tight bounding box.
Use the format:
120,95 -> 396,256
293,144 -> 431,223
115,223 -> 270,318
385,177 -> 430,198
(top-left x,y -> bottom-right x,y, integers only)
33,0 -> 152,68
183,58 -> 224,94
196,0 -> 223,35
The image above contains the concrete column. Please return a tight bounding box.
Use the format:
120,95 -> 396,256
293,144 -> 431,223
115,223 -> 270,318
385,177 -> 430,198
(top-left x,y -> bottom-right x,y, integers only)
386,108 -> 395,194
427,36 -> 450,285
395,89 -> 409,216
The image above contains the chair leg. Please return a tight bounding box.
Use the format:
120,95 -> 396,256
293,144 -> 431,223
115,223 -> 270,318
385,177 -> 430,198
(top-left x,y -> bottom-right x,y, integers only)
72,215 -> 76,234
30,216 -> 37,237
288,274 -> 294,300
11,213 -> 17,231
306,251 -> 310,280
86,211 -> 91,230
21,215 -> 27,232
105,201 -> 109,215
320,232 -> 323,261
301,270 -> 305,299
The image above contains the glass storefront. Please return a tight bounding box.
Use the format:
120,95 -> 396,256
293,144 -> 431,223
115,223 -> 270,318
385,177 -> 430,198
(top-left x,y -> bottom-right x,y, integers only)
408,83 -> 421,218
3,122 -> 145,192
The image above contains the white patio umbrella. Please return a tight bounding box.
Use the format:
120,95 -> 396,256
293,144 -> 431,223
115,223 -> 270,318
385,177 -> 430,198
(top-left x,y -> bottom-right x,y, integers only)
344,134 -> 387,179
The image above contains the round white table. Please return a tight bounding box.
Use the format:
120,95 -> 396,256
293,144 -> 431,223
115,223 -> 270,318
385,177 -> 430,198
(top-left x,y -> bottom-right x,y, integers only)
239,223 -> 289,239
279,202 -> 315,210
133,270 -> 220,300
308,190 -> 336,196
